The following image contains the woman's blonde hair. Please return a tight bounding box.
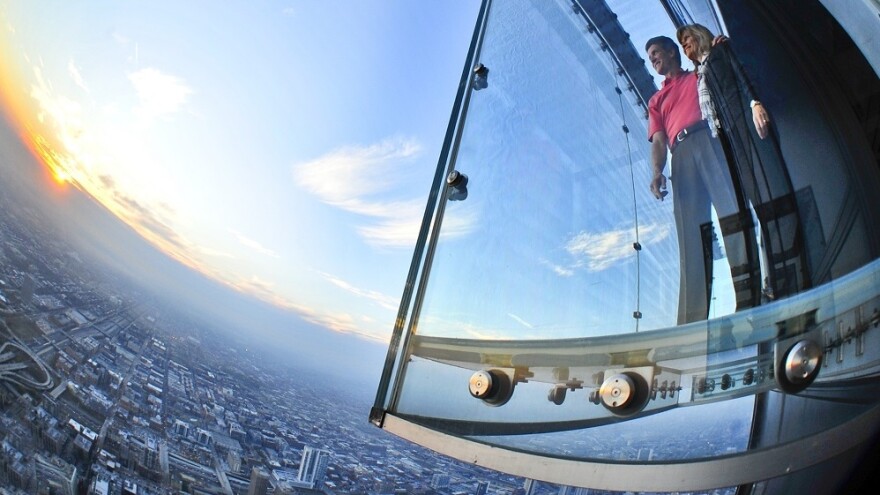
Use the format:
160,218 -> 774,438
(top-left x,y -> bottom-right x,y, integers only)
676,24 -> 714,61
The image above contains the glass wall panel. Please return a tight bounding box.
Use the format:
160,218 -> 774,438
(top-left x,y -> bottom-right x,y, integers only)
376,0 -> 880,489
415,0 -> 681,341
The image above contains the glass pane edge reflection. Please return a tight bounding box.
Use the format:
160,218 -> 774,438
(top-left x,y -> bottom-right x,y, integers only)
381,403 -> 880,492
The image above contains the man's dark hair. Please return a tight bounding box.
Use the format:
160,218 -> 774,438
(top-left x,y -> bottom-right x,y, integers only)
645,35 -> 681,65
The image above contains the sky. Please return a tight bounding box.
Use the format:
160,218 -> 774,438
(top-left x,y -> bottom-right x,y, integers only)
0,0 -> 737,354
0,0 -> 484,345
2,1 -> 872,485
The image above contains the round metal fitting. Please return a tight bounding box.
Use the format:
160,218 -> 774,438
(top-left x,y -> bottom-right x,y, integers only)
469,370 -> 494,399
468,369 -> 514,406
742,368 -> 755,386
696,377 -> 716,394
446,170 -> 462,186
721,373 -> 733,390
706,378 -> 716,392
547,386 -> 567,405
599,373 -> 635,409
784,339 -> 822,384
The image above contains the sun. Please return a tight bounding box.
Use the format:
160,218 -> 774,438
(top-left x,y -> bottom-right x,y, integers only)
27,131 -> 74,185
0,67 -> 76,187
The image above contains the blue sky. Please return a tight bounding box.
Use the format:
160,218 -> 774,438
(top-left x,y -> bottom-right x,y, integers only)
0,1 -> 483,343
0,0 -> 738,350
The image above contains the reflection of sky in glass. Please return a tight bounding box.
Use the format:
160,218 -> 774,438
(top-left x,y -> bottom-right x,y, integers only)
417,0 -> 684,339
392,258 -> 880,462
380,0 -> 880,485
397,358 -> 756,463
479,395 -> 755,461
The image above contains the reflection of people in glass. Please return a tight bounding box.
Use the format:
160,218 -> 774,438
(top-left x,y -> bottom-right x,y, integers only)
645,36 -> 760,324
677,24 -> 810,301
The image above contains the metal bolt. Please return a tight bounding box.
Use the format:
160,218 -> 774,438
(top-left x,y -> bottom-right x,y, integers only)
469,370 -> 494,399
599,374 -> 634,409
784,340 -> 822,383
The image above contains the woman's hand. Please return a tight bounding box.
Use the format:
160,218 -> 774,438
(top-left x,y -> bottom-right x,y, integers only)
752,102 -> 770,139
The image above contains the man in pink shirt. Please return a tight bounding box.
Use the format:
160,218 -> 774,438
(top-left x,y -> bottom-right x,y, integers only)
645,36 -> 759,324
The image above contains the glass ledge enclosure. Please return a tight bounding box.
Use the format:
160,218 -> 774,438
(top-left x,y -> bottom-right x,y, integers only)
372,0 -> 880,493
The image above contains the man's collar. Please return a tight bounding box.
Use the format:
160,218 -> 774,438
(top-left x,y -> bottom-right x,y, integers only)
662,69 -> 691,86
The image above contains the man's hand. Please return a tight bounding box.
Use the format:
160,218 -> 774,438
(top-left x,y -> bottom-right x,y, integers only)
712,35 -> 728,46
651,173 -> 668,200
752,102 -> 770,139
649,131 -> 669,200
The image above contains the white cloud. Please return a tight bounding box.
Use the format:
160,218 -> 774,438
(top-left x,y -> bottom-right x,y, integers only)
24,58 -> 224,288
196,245 -> 235,259
566,229 -> 630,272
539,258 -> 574,277
564,222 -> 671,272
320,272 -> 398,311
266,299 -> 388,342
328,197 -> 422,218
418,315 -> 540,341
229,229 -> 279,258
128,68 -> 192,118
293,137 -> 421,206
112,32 -> 130,45
508,313 -> 534,329
294,137 -> 477,247
357,208 -> 476,247
68,60 -> 88,93
28,64 -> 86,181
356,216 -> 423,248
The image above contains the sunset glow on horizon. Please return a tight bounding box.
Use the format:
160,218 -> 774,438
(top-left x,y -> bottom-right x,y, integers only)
0,1 -> 482,343
29,133 -> 74,185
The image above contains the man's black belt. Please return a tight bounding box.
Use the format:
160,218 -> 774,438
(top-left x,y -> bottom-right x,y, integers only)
670,121 -> 708,153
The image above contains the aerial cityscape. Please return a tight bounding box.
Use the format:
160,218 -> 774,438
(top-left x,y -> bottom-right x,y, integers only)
0,167 -> 546,495
2,0 -> 880,493
0,134 -> 736,494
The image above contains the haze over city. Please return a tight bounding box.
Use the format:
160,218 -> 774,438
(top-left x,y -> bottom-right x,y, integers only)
0,1 -> 478,356
0,3 -> 559,492
0,1 -> 483,374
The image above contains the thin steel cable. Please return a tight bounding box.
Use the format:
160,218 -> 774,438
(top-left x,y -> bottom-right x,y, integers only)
577,4 -> 646,332
614,80 -> 643,333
